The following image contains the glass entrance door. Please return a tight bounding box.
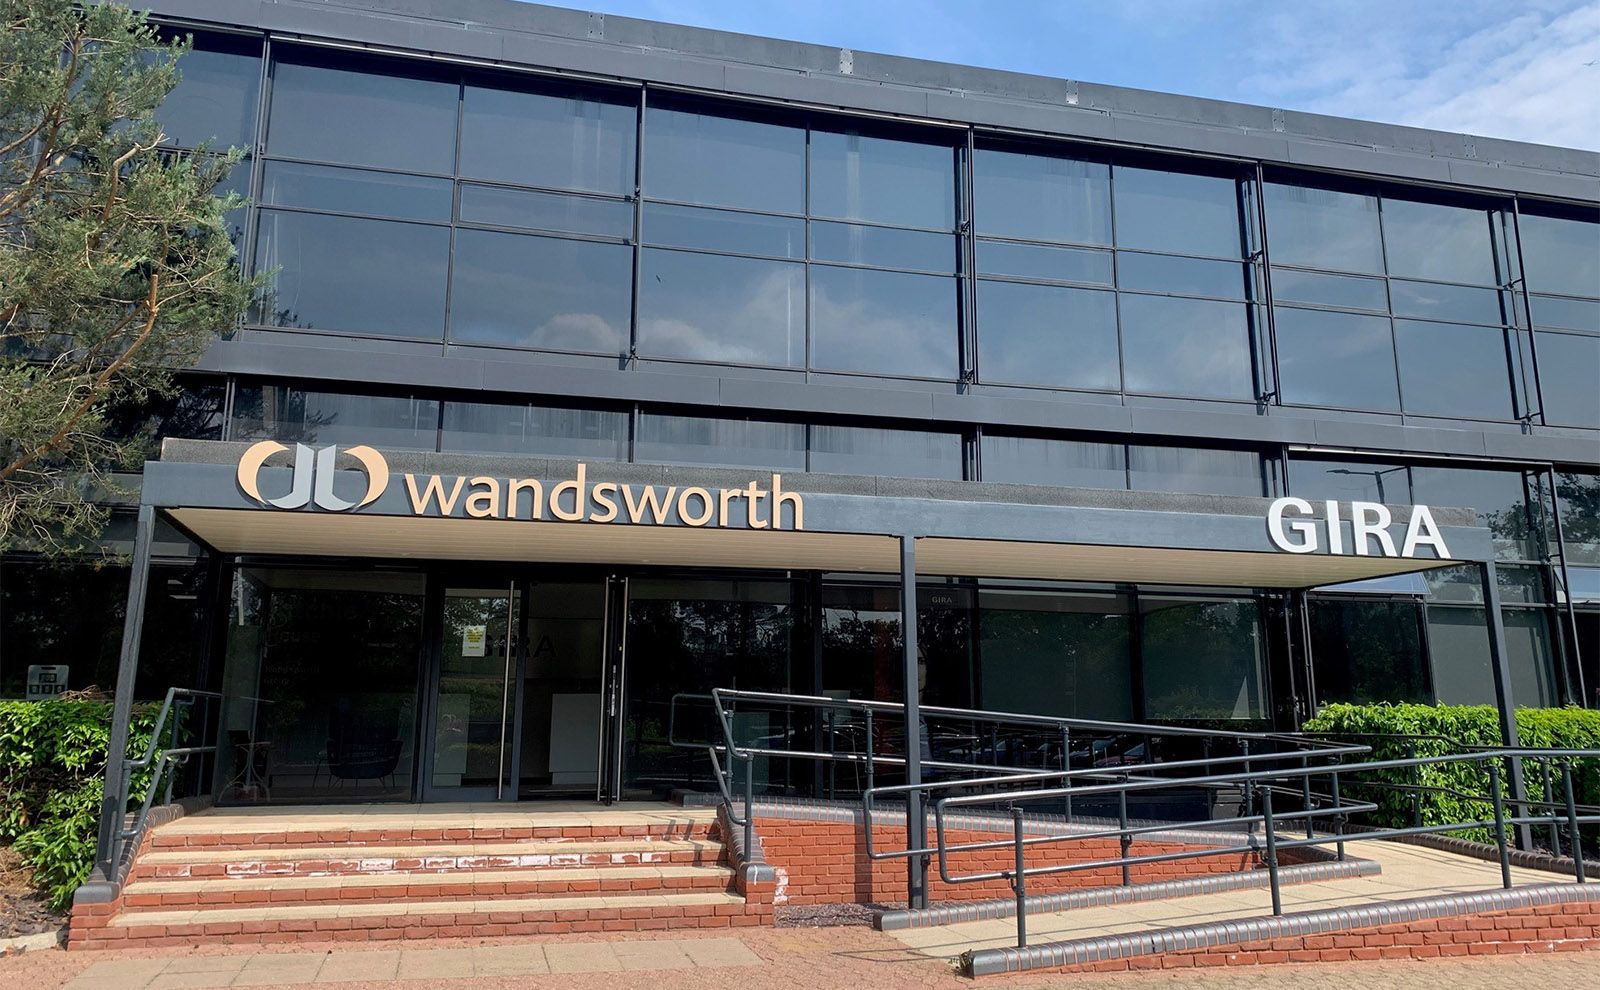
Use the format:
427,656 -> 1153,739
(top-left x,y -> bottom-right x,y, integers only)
427,584 -> 519,800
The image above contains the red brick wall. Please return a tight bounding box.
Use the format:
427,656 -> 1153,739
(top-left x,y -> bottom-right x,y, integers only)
1050,900 -> 1600,973
758,817 -> 1263,905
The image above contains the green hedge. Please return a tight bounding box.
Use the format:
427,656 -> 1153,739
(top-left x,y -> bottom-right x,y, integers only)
1303,703 -> 1600,850
0,698 -> 163,910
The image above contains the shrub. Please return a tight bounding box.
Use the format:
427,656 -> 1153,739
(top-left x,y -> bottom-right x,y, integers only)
1303,703 -> 1600,851
0,696 -> 163,910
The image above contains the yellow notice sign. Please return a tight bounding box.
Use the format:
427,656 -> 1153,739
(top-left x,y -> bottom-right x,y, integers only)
461,625 -> 487,658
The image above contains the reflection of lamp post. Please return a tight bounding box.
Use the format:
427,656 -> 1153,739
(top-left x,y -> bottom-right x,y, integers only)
1327,466 -> 1408,504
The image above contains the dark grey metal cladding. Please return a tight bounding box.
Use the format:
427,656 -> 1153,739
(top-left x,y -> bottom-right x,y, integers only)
145,440 -> 1493,560
143,0 -> 1599,200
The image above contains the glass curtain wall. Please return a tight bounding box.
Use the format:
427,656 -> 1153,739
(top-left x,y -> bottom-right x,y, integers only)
1291,456 -> 1566,709
217,567 -> 425,804
1517,209 -> 1600,430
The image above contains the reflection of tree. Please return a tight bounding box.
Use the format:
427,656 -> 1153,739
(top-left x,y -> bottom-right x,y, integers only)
1556,472 -> 1600,563
1308,600 -> 1428,706
1141,599 -> 1264,721
234,387 -> 338,445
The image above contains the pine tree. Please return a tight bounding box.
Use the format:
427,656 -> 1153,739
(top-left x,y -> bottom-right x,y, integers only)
0,0 -> 255,552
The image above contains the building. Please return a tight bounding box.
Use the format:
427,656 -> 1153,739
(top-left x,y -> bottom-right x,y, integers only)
3,0 -> 1597,824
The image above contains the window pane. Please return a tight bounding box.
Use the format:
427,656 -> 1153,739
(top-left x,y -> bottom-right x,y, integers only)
460,80 -> 635,194
1289,457 -> 1411,504
1505,609 -> 1559,707
980,435 -> 1126,489
977,591 -> 1133,720
645,101 -> 803,212
1308,599 -> 1430,705
810,222 -> 954,271
1113,166 -> 1241,258
638,249 -> 804,367
1557,472 -> 1600,566
1127,445 -> 1263,497
459,185 -> 632,239
1141,596 -> 1266,720
1516,213 -> 1600,298
451,230 -> 632,354
1393,320 -> 1514,420
261,161 -> 453,221
157,38 -> 260,149
1427,607 -> 1498,705
1529,294 -> 1600,332
809,425 -> 962,479
441,402 -> 628,460
810,267 -> 958,379
1263,182 -> 1384,274
1389,280 -> 1504,325
1535,331 -> 1600,429
1381,198 -> 1499,285
1118,294 -> 1255,400
267,52 -> 456,173
972,145 -> 1111,245
1117,252 -> 1247,299
1273,307 -> 1400,412
231,384 -> 439,449
809,127 -> 955,229
976,281 -> 1119,390
1270,268 -> 1388,311
1411,466 -> 1538,562
975,240 -> 1113,284
634,413 -> 805,471
644,203 -> 802,257
253,211 -> 448,337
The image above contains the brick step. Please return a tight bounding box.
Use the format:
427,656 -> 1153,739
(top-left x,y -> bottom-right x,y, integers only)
121,865 -> 737,907
75,892 -> 764,948
131,838 -> 726,879
147,821 -> 719,851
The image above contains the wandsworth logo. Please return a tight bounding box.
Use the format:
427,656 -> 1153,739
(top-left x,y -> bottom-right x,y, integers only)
236,441 -> 389,511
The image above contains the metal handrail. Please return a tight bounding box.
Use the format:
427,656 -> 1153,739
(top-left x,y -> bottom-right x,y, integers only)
922,747 -> 1600,948
109,688 -> 223,882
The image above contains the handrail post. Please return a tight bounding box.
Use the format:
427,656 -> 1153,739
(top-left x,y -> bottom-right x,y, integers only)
742,751 -> 755,858
1489,762 -> 1513,890
1117,776 -> 1131,887
864,709 -> 875,796
1301,754 -> 1313,839
1406,740 -> 1422,829
1011,806 -> 1027,949
1241,741 -> 1253,820
1260,784 -> 1281,916
1060,727 -> 1072,822
1329,770 -> 1345,862
1543,760 -> 1561,858
1560,760 -> 1585,884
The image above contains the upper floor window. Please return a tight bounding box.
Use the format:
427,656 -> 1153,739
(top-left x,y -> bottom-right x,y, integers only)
972,141 -> 1254,402
1518,208 -> 1600,430
155,32 -> 261,151
1265,177 -> 1520,423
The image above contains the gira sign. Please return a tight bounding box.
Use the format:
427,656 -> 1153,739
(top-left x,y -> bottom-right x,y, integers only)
237,442 -> 805,530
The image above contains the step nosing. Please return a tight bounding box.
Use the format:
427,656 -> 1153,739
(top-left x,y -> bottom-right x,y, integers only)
125,864 -> 735,891
138,839 -> 724,863
110,891 -> 746,926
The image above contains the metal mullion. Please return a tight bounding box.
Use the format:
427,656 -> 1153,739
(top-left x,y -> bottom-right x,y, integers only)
1510,199 -> 1550,425
804,115 -> 813,381
1108,164 -> 1128,405
258,150 -> 458,183
629,87 -> 647,368
239,36 -> 273,297
1250,164 -> 1280,408
1373,195 -> 1408,419
442,78 -> 464,353
961,127 -> 977,387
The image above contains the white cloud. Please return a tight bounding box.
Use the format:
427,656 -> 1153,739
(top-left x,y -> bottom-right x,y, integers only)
1238,1 -> 1600,151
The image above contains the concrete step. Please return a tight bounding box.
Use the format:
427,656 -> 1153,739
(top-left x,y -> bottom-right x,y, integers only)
75,891 -> 764,948
130,837 -> 727,879
146,820 -> 719,851
121,864 -> 738,907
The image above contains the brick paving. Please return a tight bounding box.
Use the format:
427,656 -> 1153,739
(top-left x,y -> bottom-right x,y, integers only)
1,925 -> 1597,989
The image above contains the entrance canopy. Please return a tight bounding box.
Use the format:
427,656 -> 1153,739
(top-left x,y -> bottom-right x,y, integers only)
146,440 -> 1492,590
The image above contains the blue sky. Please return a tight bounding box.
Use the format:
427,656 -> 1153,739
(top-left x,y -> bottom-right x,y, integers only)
533,0 -> 1600,151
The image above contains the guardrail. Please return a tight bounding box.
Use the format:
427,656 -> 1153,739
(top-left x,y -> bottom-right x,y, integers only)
109,687 -> 223,882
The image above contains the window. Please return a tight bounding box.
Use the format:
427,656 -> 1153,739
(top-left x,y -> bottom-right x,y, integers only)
1308,598 -> 1430,705
634,413 -> 806,471
1289,457 -> 1411,505
972,145 -> 1111,246
1556,472 -> 1600,566
1113,165 -> 1243,259
645,100 -> 804,212
980,435 -> 1126,489
459,78 -> 635,194
809,126 -> 956,230
441,401 -> 628,460
1521,209 -> 1600,430
253,210 -> 449,337
809,425 -> 963,480
1127,444 -> 1264,497
976,282 -> 1119,390
1265,179 -> 1518,421
156,33 -> 261,151
1118,294 -> 1255,401
638,250 -> 804,367
451,230 -> 632,354
1140,596 -> 1266,720
231,384 -> 440,450
266,50 -> 457,173
809,266 -> 957,378
977,590 -> 1134,720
